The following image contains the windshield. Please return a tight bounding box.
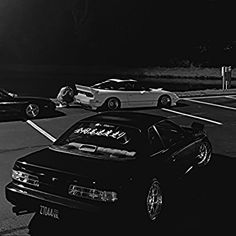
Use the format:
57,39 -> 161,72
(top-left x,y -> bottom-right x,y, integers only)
92,81 -> 116,90
0,89 -> 11,98
92,80 -> 148,91
0,89 -> 17,98
53,121 -> 141,160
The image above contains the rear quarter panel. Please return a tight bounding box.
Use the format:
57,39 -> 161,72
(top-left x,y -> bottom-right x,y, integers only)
95,90 -> 130,108
151,89 -> 179,106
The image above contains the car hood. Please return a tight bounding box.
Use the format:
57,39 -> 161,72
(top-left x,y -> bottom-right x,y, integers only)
16,147 -> 136,184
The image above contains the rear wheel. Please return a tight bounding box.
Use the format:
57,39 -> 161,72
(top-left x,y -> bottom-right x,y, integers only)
146,179 -> 163,222
104,97 -> 120,111
24,103 -> 40,119
158,95 -> 171,108
195,142 -> 212,167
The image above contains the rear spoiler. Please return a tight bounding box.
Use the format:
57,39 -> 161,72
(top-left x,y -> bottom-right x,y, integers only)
75,84 -> 97,94
191,122 -> 204,131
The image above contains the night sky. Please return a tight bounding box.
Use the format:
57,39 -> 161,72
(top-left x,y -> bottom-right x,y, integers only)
0,0 -> 235,66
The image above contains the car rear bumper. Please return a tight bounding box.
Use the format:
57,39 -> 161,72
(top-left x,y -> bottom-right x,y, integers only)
74,96 -> 102,110
74,101 -> 97,110
5,182 -> 102,215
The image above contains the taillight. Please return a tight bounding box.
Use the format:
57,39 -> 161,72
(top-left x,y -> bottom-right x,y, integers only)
12,170 -> 39,187
77,90 -> 94,98
68,184 -> 118,202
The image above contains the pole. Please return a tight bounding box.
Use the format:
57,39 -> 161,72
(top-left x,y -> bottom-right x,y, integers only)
221,66 -> 225,90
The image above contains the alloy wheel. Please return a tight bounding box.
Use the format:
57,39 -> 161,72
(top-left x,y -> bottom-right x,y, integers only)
25,104 -> 40,118
107,98 -> 120,110
197,143 -> 211,166
146,180 -> 163,221
159,95 -> 171,107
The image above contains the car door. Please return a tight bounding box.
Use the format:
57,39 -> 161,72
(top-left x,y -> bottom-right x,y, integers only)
155,120 -> 196,176
127,82 -> 155,107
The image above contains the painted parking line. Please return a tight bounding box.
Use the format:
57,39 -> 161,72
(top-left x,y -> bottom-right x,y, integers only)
183,98 -> 236,111
181,95 -> 236,100
162,108 -> 223,125
226,95 -> 236,100
183,95 -> 236,100
26,120 -> 56,142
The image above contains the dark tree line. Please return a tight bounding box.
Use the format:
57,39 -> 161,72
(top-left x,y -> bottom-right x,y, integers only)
0,0 -> 235,67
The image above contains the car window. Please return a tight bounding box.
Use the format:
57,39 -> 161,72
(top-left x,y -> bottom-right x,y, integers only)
148,126 -> 164,154
113,82 -> 127,91
0,90 -> 10,99
54,121 -> 141,160
155,120 -> 183,148
132,82 -> 146,91
92,81 -> 115,90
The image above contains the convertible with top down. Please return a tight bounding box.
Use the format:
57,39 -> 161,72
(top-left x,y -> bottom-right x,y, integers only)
74,78 -> 179,110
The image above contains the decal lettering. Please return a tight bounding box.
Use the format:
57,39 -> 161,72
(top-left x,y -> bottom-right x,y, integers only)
74,127 -> 127,140
89,128 -> 98,135
110,131 -> 126,139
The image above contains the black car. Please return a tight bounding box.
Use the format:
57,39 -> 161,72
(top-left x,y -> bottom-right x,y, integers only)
5,111 -> 212,225
0,88 -> 56,119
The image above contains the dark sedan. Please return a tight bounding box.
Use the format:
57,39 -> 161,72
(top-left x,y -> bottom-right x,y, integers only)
0,88 -> 56,119
5,111 -> 212,226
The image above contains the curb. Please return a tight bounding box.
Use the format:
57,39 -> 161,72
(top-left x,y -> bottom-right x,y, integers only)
176,88 -> 236,98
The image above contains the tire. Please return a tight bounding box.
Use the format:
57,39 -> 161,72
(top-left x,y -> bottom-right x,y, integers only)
24,103 -> 40,119
195,141 -> 212,167
158,95 -> 171,108
104,97 -> 121,111
145,178 -> 163,223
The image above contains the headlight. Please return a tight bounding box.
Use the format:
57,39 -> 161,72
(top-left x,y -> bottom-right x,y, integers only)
68,184 -> 118,202
12,170 -> 39,187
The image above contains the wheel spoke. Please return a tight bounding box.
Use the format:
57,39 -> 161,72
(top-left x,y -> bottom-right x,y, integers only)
26,104 -> 39,118
107,98 -> 119,110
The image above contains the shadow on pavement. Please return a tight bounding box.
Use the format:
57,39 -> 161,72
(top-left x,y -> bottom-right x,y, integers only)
164,153 -> 236,234
0,110 -> 65,123
28,153 -> 236,235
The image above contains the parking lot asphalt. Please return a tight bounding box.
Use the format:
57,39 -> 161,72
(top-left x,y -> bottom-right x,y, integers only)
1,93 -> 236,235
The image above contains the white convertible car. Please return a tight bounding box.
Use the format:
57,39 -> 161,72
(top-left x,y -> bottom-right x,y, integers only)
74,78 -> 179,111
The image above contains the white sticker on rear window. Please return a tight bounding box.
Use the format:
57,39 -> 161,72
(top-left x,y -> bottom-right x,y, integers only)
74,127 -> 126,140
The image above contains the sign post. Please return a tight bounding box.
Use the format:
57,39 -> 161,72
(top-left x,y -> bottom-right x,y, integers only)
221,66 -> 226,90
221,66 -> 232,90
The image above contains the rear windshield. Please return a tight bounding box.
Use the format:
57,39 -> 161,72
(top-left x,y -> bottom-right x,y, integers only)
54,121 -> 141,160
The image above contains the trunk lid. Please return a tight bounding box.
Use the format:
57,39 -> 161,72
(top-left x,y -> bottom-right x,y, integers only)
15,147 -> 135,191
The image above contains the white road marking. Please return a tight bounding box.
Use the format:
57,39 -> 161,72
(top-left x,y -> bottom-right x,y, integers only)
182,95 -> 235,100
183,98 -> 236,111
225,95 -> 236,100
161,108 -> 223,125
26,120 -> 56,142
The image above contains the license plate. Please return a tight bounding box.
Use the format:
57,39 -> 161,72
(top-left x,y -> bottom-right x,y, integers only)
39,205 -> 60,220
